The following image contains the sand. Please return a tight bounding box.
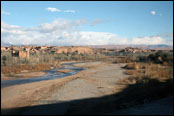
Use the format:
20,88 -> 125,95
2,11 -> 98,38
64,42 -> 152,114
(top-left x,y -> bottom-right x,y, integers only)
1,61 -> 128,115
1,61 -> 172,115
1,72 -> 47,80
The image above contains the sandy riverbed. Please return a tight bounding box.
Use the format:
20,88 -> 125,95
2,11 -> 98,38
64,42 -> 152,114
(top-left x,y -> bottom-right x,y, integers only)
2,61 -> 173,115
1,61 -> 128,114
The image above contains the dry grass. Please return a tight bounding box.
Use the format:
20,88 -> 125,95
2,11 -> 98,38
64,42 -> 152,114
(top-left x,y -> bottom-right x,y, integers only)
123,63 -> 135,69
114,61 -> 173,111
124,70 -> 139,76
122,62 -> 173,83
113,57 -> 135,64
120,62 -> 173,100
1,64 -> 52,74
123,62 -> 146,70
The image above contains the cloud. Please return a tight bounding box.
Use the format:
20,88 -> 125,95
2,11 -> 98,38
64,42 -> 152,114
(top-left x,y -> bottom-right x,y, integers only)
151,11 -> 156,15
33,19 -> 87,33
1,19 -> 172,46
46,7 -> 61,12
2,10 -> 11,15
1,22 -> 25,34
132,36 -> 163,45
151,11 -> 163,16
64,10 -> 75,13
1,19 -> 87,45
46,7 -> 76,13
90,19 -> 102,27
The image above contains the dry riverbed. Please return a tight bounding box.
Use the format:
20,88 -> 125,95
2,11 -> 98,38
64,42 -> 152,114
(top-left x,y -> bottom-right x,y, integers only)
2,61 -> 129,115
2,61 -> 173,115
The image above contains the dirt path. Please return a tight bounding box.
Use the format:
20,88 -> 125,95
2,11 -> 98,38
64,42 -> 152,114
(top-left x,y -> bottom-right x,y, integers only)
1,61 -> 128,115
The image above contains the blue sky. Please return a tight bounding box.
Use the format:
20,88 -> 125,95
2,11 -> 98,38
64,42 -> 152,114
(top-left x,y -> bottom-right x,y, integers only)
1,1 -> 173,45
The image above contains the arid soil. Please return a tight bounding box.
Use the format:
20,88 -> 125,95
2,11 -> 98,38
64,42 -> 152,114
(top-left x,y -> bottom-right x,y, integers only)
1,72 -> 47,80
32,62 -> 127,103
1,61 -> 172,115
1,61 -> 128,115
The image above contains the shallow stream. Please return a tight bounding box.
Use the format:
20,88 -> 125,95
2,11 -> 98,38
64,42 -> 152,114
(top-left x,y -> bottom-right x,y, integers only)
1,62 -> 86,88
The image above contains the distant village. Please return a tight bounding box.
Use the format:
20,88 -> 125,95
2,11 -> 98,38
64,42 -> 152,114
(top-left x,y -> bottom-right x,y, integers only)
1,45 -> 173,59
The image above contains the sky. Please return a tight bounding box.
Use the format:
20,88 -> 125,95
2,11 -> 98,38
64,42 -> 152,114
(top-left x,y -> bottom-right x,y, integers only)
1,1 -> 173,46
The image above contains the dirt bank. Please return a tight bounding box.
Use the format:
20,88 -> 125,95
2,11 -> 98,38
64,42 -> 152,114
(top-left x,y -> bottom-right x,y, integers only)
1,62 -> 127,114
1,61 -> 128,115
1,71 -> 47,80
1,75 -> 80,109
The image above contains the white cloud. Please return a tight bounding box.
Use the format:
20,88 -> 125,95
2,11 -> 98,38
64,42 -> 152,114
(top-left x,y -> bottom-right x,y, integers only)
151,11 -> 163,16
151,11 -> 156,15
2,11 -> 11,15
46,7 -> 61,12
132,36 -> 165,45
46,7 -> 76,13
1,19 -> 87,45
64,10 -> 75,13
1,19 -> 172,46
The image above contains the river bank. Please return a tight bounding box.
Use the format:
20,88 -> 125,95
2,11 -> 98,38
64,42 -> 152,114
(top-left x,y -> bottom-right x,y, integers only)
1,61 -> 128,115
2,61 -> 173,115
1,61 -> 79,81
1,61 -> 85,88
1,72 -> 47,80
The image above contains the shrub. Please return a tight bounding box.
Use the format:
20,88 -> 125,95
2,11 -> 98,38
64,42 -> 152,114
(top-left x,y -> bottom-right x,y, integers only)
148,51 -> 173,64
123,63 -> 135,69
124,70 -> 139,75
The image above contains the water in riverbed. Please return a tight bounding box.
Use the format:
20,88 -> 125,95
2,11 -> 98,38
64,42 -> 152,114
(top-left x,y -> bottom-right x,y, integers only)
1,62 -> 86,88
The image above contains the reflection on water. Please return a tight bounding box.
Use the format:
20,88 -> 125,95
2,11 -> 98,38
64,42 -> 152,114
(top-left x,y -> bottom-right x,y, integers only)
1,62 -> 86,88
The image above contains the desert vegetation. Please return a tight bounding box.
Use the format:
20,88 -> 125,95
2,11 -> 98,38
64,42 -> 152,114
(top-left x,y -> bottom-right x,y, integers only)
112,50 -> 173,109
